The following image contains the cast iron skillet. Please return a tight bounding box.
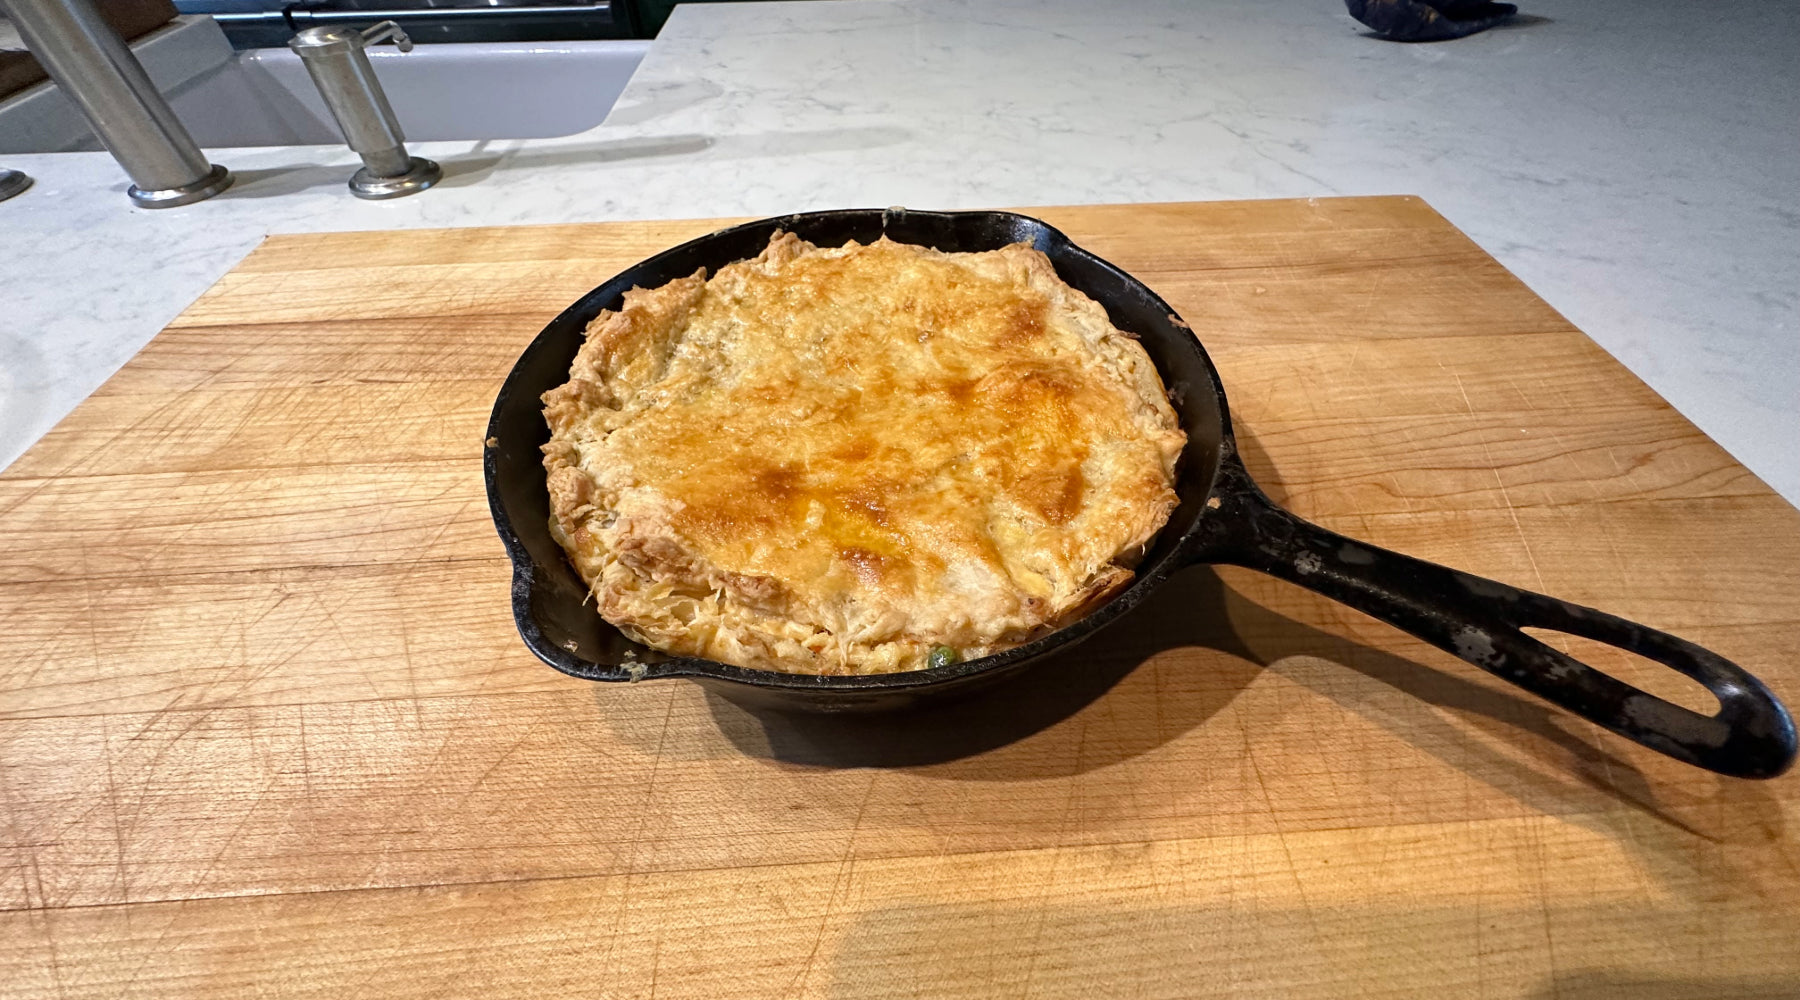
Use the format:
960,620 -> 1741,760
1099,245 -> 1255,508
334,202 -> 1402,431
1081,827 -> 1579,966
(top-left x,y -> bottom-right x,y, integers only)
485,208 -> 1797,779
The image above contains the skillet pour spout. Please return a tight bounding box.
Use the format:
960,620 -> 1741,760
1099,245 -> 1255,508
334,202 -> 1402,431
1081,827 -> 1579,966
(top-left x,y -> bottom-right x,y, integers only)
485,207 -> 1796,780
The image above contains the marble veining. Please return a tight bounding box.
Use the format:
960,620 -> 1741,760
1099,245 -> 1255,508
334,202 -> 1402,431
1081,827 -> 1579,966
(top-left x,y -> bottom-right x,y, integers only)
0,0 -> 1794,501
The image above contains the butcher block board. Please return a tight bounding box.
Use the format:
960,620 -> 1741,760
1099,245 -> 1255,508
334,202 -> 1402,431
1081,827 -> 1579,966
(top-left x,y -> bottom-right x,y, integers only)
3,197 -> 1799,999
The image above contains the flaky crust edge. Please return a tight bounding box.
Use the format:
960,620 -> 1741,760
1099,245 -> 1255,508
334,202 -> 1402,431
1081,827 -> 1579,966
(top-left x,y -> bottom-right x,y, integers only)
540,234 -> 1185,675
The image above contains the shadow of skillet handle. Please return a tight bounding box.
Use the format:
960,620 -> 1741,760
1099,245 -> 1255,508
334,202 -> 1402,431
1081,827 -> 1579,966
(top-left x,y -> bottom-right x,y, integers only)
1186,451 -> 1799,779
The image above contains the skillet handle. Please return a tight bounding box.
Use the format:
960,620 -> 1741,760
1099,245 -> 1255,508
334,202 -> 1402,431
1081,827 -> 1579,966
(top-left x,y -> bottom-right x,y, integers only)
1187,464 -> 1797,778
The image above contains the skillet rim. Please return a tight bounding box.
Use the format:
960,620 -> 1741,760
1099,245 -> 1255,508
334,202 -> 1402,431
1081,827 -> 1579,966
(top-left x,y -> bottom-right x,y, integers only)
483,207 -> 1231,694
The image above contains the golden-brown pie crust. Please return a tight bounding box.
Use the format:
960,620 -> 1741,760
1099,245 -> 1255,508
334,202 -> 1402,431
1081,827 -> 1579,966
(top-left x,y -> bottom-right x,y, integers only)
542,232 -> 1184,675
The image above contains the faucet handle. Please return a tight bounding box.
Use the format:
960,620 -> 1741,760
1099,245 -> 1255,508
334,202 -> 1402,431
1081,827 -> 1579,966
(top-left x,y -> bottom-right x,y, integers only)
359,21 -> 413,52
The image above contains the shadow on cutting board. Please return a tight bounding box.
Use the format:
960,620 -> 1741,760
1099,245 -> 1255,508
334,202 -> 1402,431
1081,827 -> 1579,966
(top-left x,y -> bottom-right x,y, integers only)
708,561 -> 1780,843
704,561 -> 1262,770
696,419 -> 1297,771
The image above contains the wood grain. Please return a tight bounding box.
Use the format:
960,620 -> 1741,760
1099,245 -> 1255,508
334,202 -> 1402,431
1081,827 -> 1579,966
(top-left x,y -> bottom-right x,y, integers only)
3,198 -> 1797,999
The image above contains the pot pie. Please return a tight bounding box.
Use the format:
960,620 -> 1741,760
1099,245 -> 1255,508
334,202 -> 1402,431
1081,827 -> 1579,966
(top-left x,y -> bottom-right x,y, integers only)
541,231 -> 1185,675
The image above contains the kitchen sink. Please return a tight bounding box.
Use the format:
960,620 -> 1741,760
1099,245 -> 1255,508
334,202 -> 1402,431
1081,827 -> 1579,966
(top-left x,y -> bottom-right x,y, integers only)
0,19 -> 649,151
170,38 -> 650,146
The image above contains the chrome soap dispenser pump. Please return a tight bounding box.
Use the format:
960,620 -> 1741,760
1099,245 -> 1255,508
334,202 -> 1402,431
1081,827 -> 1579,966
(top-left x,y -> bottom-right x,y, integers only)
289,21 -> 442,200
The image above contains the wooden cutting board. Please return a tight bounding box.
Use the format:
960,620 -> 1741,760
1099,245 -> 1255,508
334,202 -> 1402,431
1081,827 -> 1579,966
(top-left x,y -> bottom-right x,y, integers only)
3,197 -> 1798,999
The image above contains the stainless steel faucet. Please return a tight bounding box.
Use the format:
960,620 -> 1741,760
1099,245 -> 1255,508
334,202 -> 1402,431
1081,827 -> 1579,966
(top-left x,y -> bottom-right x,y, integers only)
289,21 -> 440,200
0,0 -> 231,208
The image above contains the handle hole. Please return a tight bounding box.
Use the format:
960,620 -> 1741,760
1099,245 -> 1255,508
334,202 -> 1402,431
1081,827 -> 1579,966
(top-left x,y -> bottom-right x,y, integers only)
1521,627 -> 1721,716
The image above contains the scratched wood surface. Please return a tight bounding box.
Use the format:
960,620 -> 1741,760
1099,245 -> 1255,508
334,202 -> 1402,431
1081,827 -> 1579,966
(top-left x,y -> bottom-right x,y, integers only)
3,198 -> 1798,999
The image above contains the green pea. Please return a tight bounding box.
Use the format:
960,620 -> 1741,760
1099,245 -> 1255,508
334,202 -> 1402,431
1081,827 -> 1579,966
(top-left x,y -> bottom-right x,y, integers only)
927,646 -> 960,670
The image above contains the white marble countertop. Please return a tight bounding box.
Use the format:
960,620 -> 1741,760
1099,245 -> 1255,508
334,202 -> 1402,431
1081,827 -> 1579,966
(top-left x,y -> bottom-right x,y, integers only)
2,0 -> 1795,501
